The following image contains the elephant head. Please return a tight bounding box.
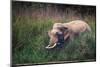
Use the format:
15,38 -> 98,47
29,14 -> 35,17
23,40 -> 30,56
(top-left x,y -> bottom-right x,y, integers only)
46,23 -> 69,49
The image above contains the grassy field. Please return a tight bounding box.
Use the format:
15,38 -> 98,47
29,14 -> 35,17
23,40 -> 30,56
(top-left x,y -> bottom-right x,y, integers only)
12,1 -> 96,65
12,15 -> 96,64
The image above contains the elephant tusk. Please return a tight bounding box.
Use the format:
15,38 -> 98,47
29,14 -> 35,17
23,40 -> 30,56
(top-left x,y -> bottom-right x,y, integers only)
45,43 -> 57,49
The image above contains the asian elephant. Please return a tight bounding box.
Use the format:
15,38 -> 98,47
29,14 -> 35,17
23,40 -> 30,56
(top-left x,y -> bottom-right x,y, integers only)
45,20 -> 91,49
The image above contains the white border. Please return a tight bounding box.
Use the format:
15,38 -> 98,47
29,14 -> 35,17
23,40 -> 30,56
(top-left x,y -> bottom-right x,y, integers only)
0,0 -> 10,67
16,0 -> 96,5
0,0 -> 100,67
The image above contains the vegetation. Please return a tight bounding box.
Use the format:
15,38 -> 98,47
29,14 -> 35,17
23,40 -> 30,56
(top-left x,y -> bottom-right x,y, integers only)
12,1 -> 96,65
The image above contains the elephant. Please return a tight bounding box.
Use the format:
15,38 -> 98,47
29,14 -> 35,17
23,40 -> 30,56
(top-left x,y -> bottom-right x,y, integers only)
45,20 -> 91,49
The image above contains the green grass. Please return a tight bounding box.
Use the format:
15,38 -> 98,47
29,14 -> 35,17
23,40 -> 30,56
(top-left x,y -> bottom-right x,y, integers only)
12,16 -> 96,64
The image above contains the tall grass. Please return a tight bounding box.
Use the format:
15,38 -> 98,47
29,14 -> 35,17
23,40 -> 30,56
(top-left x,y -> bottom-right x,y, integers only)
12,1 -> 96,65
12,15 -> 96,64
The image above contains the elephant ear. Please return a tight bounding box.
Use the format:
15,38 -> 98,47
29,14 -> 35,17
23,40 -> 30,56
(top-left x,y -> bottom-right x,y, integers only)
59,27 -> 68,32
